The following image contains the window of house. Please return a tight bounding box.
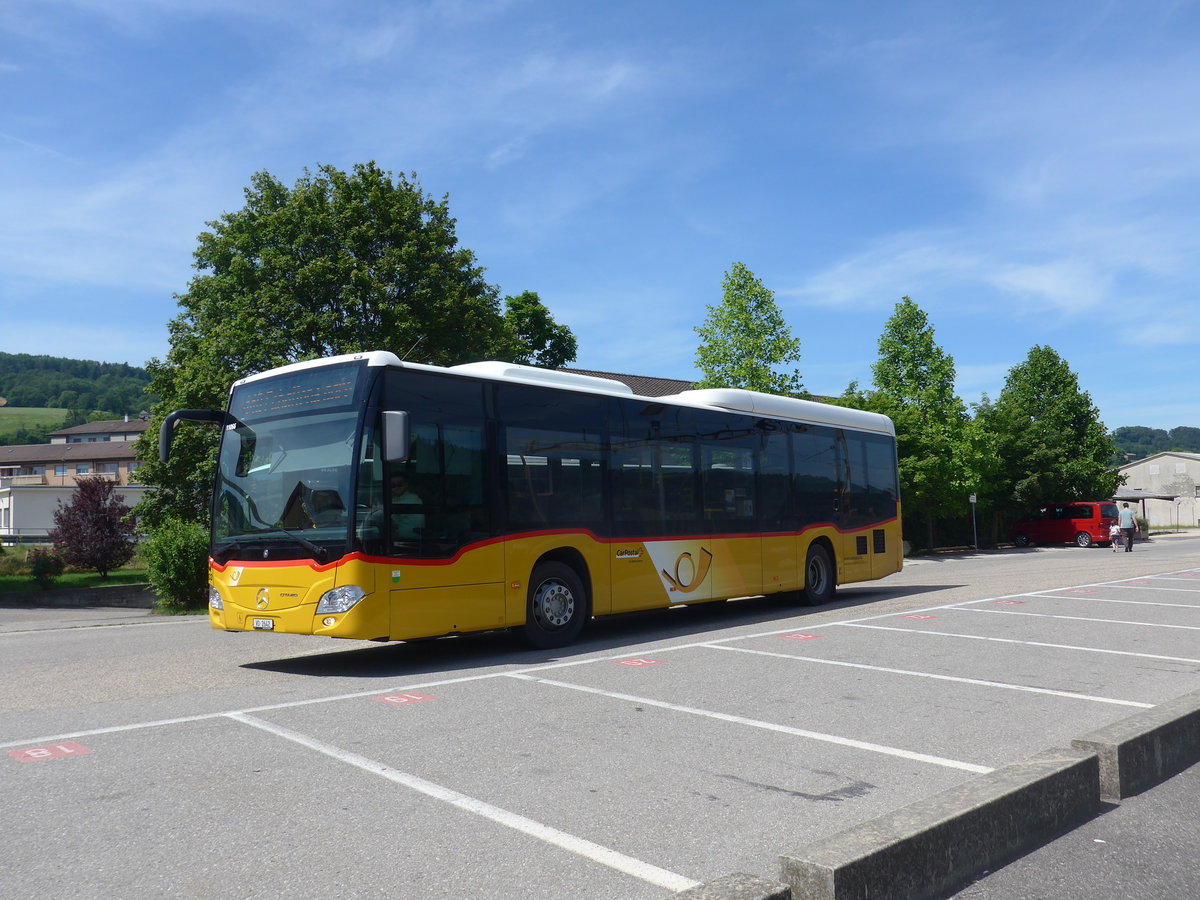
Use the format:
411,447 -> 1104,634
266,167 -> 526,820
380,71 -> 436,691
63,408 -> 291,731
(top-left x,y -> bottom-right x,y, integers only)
76,464 -> 91,475
54,464 -> 67,476
99,462 -> 118,474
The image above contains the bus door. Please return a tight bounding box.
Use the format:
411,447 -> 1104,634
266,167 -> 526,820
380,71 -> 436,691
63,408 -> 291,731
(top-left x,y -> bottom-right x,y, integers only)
377,371 -> 505,640
700,423 -> 761,600
836,430 -> 872,584
759,429 -> 800,594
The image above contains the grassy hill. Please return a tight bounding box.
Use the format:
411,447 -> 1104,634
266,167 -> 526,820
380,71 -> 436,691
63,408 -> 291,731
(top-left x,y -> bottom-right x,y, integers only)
0,407 -> 70,445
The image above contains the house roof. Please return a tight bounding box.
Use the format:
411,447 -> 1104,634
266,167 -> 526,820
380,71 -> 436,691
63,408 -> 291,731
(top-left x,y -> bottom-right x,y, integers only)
50,418 -> 150,438
560,368 -> 695,398
1117,450 -> 1200,470
0,440 -> 139,468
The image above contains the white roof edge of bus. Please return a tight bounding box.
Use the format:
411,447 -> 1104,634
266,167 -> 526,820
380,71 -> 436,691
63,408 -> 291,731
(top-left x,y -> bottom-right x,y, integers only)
233,351 -> 404,386
663,388 -> 896,435
449,361 -> 635,396
232,355 -> 890,434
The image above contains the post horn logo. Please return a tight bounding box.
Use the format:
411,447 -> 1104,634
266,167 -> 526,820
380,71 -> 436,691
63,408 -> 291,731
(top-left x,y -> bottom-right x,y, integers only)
661,548 -> 713,593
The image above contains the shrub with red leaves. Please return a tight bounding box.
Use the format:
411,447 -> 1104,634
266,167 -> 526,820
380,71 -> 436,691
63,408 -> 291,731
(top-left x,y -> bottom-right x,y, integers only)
49,476 -> 136,578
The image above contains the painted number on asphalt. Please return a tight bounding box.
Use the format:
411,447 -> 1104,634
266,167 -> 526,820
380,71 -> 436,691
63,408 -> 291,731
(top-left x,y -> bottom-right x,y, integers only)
8,741 -> 94,763
614,658 -> 663,667
374,692 -> 437,706
901,614 -> 937,620
781,633 -> 823,641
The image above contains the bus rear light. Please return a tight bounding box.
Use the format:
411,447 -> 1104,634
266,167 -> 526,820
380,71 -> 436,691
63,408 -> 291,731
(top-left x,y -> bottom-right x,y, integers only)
316,585 -> 365,614
209,588 -> 224,610
322,617 -> 338,627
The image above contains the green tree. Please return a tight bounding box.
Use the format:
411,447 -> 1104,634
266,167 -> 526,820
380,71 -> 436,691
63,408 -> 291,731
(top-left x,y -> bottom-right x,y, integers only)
502,291 -> 578,368
694,262 -> 804,394
841,297 -> 967,550
977,345 -> 1119,527
134,162 -> 575,528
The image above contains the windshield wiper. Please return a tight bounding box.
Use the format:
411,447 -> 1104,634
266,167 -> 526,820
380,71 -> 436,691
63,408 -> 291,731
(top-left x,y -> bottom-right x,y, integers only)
274,524 -> 328,563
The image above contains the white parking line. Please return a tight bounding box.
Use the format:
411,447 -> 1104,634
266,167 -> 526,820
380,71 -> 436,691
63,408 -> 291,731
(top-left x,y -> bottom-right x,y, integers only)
226,711 -> 700,893
955,607 -> 1200,631
706,644 -> 1153,708
1037,594 -> 1200,610
0,618 -> 200,637
507,673 -> 993,774
1101,584 -> 1200,594
841,623 -> 1200,665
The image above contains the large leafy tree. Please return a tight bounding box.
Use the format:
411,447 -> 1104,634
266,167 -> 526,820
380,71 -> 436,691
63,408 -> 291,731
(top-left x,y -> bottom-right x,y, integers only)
841,297 -> 967,549
134,162 -> 575,527
976,344 -> 1119,525
694,262 -> 804,394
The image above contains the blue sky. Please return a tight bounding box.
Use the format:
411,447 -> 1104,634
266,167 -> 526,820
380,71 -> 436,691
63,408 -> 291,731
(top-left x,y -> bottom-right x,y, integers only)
2,1 -> 1198,430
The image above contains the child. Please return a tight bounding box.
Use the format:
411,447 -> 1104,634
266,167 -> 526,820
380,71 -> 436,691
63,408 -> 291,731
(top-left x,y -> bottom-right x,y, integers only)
1109,523 -> 1123,551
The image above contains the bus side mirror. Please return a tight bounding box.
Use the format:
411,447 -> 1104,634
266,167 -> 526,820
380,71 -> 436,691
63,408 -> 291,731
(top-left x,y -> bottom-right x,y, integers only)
159,409 -> 229,463
383,411 -> 410,463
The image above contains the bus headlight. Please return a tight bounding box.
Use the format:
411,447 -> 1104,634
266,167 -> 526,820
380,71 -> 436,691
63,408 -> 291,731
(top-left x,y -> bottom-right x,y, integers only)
209,588 -> 224,610
316,585 -> 366,614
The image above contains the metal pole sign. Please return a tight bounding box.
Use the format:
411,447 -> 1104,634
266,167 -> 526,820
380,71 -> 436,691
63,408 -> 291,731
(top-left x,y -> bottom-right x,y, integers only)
969,494 -> 978,549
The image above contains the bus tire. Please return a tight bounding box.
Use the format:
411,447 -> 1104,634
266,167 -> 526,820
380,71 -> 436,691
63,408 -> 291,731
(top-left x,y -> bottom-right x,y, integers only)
801,543 -> 835,606
523,562 -> 587,649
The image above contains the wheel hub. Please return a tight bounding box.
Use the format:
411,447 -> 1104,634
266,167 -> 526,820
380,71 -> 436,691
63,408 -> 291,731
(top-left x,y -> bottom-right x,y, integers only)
535,581 -> 574,628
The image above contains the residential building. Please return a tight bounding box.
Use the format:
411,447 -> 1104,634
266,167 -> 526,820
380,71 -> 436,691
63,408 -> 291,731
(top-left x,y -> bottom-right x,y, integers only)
0,418 -> 151,541
1115,452 -> 1200,528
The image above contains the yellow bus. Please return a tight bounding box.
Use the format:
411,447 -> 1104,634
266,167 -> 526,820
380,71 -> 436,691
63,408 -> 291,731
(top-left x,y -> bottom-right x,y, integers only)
161,352 -> 902,648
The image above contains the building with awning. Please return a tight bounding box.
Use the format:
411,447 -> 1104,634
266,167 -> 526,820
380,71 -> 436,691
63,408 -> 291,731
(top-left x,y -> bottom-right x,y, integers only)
1114,452 -> 1200,528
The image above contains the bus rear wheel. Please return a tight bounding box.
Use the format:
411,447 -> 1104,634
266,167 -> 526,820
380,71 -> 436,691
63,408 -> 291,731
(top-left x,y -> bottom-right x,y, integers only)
523,562 -> 587,649
802,544 -> 835,606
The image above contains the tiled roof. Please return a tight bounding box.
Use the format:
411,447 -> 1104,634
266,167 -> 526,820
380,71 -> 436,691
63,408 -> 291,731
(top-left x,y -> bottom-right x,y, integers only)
50,418 -> 150,437
0,440 -> 140,466
561,368 -> 695,398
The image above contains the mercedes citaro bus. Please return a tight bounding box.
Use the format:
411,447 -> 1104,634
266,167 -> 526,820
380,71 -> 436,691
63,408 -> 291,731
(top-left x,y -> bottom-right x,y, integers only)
160,351 -> 902,648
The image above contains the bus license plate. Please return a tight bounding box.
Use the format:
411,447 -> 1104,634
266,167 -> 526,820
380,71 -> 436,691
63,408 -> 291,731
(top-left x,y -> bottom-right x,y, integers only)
252,618 -> 275,631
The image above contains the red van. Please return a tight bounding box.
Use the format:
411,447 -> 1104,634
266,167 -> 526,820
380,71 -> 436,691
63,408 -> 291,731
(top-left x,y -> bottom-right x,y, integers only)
1008,501 -> 1120,548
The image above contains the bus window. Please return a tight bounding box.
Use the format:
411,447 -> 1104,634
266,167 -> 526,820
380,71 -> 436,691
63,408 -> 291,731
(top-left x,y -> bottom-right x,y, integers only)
759,429 -> 794,530
698,410 -> 757,531
497,384 -> 607,532
613,402 -> 699,535
793,426 -> 841,526
379,371 -> 490,556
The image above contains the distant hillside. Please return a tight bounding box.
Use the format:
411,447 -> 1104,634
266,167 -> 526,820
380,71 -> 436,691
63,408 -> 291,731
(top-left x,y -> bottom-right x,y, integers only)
0,407 -> 72,446
1111,425 -> 1200,463
0,352 -> 154,445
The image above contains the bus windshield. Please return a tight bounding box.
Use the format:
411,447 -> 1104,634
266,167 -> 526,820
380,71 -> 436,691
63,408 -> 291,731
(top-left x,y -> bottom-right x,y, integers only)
212,361 -> 369,563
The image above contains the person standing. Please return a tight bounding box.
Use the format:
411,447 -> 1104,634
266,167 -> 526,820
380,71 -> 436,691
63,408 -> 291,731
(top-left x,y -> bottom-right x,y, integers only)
1118,502 -> 1139,552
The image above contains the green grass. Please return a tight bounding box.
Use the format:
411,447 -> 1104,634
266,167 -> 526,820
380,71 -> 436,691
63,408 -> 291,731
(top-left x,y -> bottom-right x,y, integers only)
0,569 -> 148,594
0,406 -> 69,440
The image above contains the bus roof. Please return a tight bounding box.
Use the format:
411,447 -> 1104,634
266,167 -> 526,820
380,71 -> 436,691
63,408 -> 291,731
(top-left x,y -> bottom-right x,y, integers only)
233,353 -> 893,435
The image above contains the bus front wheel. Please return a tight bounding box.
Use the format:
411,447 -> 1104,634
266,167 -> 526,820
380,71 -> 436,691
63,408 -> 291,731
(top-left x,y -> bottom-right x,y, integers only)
802,544 -> 835,606
523,562 -> 587,649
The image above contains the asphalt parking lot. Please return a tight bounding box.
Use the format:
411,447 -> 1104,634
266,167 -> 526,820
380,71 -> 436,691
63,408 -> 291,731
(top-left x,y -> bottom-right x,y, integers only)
3,535 -> 1199,898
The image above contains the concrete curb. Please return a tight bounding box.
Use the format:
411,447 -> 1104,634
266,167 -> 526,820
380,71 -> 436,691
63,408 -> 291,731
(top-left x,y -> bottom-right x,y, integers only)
1072,686 -> 1200,800
684,687 -> 1200,899
0,584 -> 156,609
776,747 -> 1099,900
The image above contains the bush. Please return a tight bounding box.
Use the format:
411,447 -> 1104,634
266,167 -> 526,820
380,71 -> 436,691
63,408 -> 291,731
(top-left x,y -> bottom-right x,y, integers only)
142,518 -> 210,613
28,547 -> 65,589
